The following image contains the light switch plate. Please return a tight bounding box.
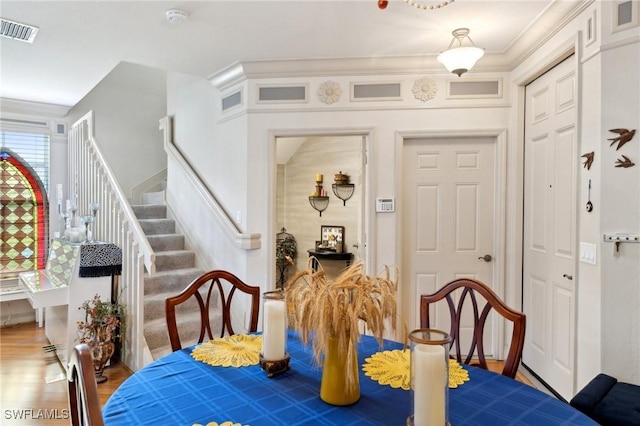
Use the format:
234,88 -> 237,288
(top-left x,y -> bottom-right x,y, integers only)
579,242 -> 597,265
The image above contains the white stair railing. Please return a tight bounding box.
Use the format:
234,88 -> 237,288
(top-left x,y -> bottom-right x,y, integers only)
68,110 -> 154,372
159,116 -> 261,250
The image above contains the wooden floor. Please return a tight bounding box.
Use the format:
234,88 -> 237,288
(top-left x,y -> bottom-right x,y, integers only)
0,321 -> 534,425
0,322 -> 131,425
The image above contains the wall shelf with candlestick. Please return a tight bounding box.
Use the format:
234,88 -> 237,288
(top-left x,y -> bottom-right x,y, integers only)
332,183 -> 355,206
309,173 -> 329,216
309,196 -> 329,216
332,171 -> 354,206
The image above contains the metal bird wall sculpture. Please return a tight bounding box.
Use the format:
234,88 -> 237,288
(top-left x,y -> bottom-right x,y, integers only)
608,128 -> 636,150
581,151 -> 594,170
615,155 -> 635,168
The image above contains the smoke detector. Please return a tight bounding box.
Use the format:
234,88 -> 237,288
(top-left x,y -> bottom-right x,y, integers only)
1,17 -> 39,43
165,9 -> 188,24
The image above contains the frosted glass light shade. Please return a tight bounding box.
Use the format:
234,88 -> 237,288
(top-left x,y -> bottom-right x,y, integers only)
437,46 -> 484,77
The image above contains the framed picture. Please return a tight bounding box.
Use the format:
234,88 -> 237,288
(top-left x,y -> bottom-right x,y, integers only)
320,225 -> 345,253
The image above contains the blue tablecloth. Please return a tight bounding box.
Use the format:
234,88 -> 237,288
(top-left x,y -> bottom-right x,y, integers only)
103,331 -> 597,425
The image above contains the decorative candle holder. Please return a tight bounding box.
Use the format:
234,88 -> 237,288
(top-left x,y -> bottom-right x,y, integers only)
82,215 -> 94,243
90,202 -> 100,218
70,204 -> 78,228
60,211 -> 70,235
407,328 -> 452,426
260,290 -> 290,377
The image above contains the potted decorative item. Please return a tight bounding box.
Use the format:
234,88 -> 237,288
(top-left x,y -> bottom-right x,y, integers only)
285,259 -> 397,405
77,294 -> 125,383
276,227 -> 297,289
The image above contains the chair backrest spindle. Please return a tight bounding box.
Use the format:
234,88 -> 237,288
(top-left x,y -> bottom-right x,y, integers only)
165,270 -> 260,352
420,278 -> 526,378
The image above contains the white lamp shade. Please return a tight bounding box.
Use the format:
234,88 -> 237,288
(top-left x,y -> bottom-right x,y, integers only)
437,46 -> 485,77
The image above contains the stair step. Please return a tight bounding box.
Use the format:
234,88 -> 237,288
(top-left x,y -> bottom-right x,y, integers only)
154,250 -> 195,271
139,218 -> 175,235
142,191 -> 165,205
144,313 -> 221,360
144,268 -> 204,295
132,204 -> 167,220
147,234 -> 185,252
144,290 -> 212,322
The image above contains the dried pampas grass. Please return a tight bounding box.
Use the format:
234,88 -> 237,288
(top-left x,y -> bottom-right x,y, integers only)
285,259 -> 398,391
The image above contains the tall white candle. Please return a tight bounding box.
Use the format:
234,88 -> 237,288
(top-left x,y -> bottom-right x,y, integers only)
56,184 -> 63,213
56,184 -> 63,203
262,299 -> 286,360
413,343 -> 446,426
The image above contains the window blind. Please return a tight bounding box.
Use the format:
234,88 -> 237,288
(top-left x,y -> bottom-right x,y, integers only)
1,130 -> 50,192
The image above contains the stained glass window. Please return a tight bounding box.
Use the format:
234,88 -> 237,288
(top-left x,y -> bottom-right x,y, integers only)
1,148 -> 49,278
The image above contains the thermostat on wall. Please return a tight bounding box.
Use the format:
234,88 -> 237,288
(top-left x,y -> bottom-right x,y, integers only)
376,198 -> 395,213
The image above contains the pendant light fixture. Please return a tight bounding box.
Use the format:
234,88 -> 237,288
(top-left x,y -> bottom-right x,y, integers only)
437,28 -> 484,77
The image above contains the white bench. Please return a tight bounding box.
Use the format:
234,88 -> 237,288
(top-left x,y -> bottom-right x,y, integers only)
0,281 -> 44,326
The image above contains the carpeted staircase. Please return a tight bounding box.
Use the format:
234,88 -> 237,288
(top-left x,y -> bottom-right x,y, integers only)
132,191 -> 206,360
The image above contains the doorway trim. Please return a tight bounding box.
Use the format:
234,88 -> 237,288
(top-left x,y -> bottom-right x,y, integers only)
268,127 -> 376,281
394,128 -> 509,356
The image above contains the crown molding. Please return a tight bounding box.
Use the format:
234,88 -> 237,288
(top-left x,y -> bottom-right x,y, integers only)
505,0 -> 594,68
208,62 -> 248,91
209,0 -> 592,89
0,97 -> 71,118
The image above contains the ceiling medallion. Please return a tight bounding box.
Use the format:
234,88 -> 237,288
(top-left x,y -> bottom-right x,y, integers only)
403,0 -> 454,10
318,81 -> 342,105
412,77 -> 437,102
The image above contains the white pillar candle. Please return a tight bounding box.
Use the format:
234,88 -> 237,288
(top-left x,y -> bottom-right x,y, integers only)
262,299 -> 286,360
413,343 -> 446,426
67,227 -> 86,243
69,229 -> 79,243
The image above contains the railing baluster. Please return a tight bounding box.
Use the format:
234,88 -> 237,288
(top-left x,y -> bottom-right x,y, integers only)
68,111 -> 155,372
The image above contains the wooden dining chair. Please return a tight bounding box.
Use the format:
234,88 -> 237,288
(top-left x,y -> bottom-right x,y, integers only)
420,278 -> 526,379
68,344 -> 105,426
165,269 -> 260,351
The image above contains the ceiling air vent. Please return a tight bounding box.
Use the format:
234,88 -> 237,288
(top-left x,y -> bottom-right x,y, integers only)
1,18 -> 39,43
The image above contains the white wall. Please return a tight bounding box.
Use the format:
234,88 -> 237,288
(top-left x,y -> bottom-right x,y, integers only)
65,62 -> 168,200
165,72 -> 252,280
600,41 -> 640,384
171,70 -> 512,305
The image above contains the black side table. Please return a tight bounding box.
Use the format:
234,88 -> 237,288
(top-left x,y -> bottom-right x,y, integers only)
307,249 -> 353,270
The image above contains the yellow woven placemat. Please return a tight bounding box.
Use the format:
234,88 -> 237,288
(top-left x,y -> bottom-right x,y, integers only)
362,349 -> 470,390
191,334 -> 262,367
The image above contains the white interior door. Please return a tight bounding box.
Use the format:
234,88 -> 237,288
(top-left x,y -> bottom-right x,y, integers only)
523,56 -> 577,401
402,137 -> 496,352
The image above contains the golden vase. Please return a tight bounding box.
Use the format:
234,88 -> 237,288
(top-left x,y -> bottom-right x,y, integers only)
320,337 -> 360,405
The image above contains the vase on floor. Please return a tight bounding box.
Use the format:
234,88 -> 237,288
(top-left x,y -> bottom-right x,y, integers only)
320,336 -> 360,405
88,327 -> 115,384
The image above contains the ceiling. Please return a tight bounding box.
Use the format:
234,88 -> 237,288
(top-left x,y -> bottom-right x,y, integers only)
0,0 -> 585,108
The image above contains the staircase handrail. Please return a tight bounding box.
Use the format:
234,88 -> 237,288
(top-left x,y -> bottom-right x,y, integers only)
159,117 -> 261,250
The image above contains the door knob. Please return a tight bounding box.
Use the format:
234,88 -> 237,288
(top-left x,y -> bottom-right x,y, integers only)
478,254 -> 492,262
563,274 -> 573,280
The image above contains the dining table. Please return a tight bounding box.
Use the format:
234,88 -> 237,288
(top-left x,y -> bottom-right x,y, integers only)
102,330 -> 598,425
